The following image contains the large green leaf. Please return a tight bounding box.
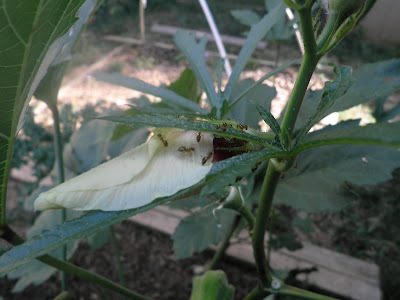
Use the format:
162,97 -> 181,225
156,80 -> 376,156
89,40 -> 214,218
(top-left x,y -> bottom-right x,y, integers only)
223,3 -> 283,102
174,31 -> 219,109
93,72 -> 205,113
0,0 -> 86,224
295,66 -> 353,144
172,207 -> 236,259
296,122 -> 400,151
167,68 -> 200,104
102,111 -> 281,149
275,145 -> 400,212
293,59 -> 400,131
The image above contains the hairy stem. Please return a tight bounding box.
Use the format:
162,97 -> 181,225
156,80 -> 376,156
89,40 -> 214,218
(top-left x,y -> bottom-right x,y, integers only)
1,225 -> 149,300
249,4 -> 319,291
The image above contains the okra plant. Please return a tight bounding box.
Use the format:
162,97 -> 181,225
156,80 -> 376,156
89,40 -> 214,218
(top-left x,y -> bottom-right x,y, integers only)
1,0 -> 400,299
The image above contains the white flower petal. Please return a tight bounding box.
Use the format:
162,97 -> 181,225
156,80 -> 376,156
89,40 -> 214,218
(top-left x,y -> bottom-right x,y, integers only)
34,128 -> 214,211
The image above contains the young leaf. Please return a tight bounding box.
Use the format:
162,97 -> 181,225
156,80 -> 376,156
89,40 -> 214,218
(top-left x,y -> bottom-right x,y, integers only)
93,72 -> 205,113
252,101 -> 281,136
293,59 -> 400,132
296,122 -> 400,152
174,31 -> 219,109
172,207 -> 236,259
275,145 -> 400,213
0,0 -> 86,224
103,111 -> 280,148
223,3 -> 283,102
296,65 -> 353,144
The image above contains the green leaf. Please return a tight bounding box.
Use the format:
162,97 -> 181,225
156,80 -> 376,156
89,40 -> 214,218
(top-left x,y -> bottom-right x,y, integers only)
230,9 -> 261,27
252,101 -> 281,136
227,79 -> 277,129
226,58 -> 301,114
167,68 -> 199,104
223,3 -> 283,102
172,207 -> 236,259
174,31 -> 219,109
0,0 -> 86,224
102,111 -> 281,149
294,59 -> 400,131
8,210 -> 83,292
202,149 -> 287,196
0,181 -> 204,275
296,65 -> 353,144
93,72 -> 205,113
275,145 -> 400,212
296,122 -> 400,151
34,0 -> 100,108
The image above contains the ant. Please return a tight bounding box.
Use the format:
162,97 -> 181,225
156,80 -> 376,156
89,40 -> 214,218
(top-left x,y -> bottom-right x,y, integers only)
202,152 -> 213,165
157,133 -> 168,147
236,123 -> 248,131
196,132 -> 203,143
178,146 -> 195,152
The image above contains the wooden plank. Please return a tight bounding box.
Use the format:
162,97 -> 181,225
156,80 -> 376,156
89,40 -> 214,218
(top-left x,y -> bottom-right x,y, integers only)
150,24 -> 267,49
129,205 -> 381,300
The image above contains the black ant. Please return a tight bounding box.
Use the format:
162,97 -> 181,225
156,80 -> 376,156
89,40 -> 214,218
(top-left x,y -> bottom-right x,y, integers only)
196,132 -> 203,143
157,133 -> 168,147
178,146 -> 195,152
202,152 -> 213,165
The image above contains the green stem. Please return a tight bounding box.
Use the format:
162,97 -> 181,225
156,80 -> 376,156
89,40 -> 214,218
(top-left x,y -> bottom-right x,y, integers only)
51,105 -> 67,291
251,163 -> 280,287
316,14 -> 339,56
53,291 -> 71,300
208,215 -> 241,270
1,225 -> 149,300
110,226 -> 127,287
250,4 -> 319,291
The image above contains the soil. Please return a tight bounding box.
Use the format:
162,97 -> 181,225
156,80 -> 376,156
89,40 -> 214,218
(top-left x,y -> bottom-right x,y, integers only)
0,221 -> 259,300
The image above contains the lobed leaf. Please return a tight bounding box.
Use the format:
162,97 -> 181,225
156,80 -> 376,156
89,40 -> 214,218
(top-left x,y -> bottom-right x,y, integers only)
296,122 -> 400,152
174,31 -> 219,109
172,207 -> 236,259
223,3 -> 283,102
293,59 -> 400,132
275,145 -> 400,212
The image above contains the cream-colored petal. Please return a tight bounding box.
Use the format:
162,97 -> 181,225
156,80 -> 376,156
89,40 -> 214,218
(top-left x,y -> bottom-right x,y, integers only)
34,128 -> 213,211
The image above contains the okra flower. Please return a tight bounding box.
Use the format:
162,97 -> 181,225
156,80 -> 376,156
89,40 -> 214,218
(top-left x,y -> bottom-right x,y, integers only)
34,128 -> 214,211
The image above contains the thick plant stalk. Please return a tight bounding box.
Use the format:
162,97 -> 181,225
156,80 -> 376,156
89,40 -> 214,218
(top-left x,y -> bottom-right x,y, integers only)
249,3 -> 319,291
1,225 -> 149,300
110,226 -> 127,287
